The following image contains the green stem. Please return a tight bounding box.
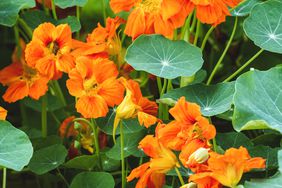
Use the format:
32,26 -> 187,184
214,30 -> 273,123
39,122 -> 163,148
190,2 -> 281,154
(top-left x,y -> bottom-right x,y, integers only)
41,95 -> 48,138
175,167 -> 185,186
201,26 -> 215,50
180,14 -> 193,40
120,121 -> 126,188
90,119 -> 103,170
193,20 -> 201,46
51,0 -> 58,20
41,0 -> 50,16
2,168 -> 6,188
213,138 -> 218,152
223,49 -> 264,82
206,17 -> 238,85
18,18 -> 33,39
76,6 -> 80,39
156,77 -> 162,95
57,168 -> 69,187
190,12 -> 197,33
101,0 -> 107,24
160,79 -> 167,97
52,81 -> 67,106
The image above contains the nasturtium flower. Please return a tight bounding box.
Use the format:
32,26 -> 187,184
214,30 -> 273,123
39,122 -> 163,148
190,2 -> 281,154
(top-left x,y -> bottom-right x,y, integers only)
0,106 -> 7,120
127,135 -> 179,188
25,22 -> 75,80
113,78 -> 158,136
66,57 -> 124,118
0,40 -> 49,103
109,0 -> 188,39
190,147 -> 266,188
184,0 -> 242,25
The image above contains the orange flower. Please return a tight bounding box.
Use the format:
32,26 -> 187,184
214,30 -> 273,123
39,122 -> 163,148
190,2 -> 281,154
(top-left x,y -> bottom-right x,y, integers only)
184,0 -> 242,25
157,97 -> 216,151
36,0 -> 52,9
0,106 -> 7,120
127,135 -> 179,188
190,147 -> 266,188
110,0 -> 187,39
66,57 -> 124,118
0,40 -> 49,103
25,22 -> 75,80
59,116 -> 78,138
113,78 -> 158,136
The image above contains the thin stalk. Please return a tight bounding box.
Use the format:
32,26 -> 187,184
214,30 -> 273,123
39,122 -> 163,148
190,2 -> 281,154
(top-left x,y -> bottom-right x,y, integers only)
180,14 -> 193,40
190,12 -> 197,33
101,0 -> 107,24
51,0 -> 58,20
206,17 -> 238,85
52,81 -> 67,106
193,20 -> 201,46
201,26 -> 215,50
18,18 -> 33,39
41,95 -> 48,138
175,167 -> 185,186
120,121 -> 126,188
223,49 -> 264,82
160,79 -> 167,97
90,119 -> 103,170
57,168 -> 69,187
156,77 -> 162,95
2,168 -> 6,188
41,0 -> 50,15
76,6 -> 80,39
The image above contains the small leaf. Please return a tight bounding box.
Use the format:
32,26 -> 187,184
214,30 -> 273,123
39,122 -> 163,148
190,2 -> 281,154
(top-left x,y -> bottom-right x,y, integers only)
70,172 -> 115,188
245,150 -> 282,187
54,0 -> 88,8
233,67 -> 282,133
231,0 -> 262,16
125,34 -> 203,79
0,0 -> 35,27
106,131 -> 145,160
0,120 -> 33,171
243,0 -> 282,54
216,132 -> 253,150
28,144 -> 67,175
64,155 -> 97,170
161,82 -> 235,116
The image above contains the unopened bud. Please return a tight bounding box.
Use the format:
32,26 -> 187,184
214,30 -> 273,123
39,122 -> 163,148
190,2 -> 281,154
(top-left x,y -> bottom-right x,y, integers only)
187,147 -> 209,165
180,182 -> 197,188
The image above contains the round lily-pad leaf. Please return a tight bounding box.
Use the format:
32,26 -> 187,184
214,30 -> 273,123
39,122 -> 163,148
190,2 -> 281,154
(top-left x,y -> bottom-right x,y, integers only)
64,155 -> 97,171
0,0 -> 35,27
160,82 -> 235,116
0,120 -> 33,171
233,67 -> 282,133
243,0 -> 282,54
231,0 -> 262,16
125,34 -> 203,79
70,172 -> 115,188
28,144 -> 67,175
54,0 -> 88,8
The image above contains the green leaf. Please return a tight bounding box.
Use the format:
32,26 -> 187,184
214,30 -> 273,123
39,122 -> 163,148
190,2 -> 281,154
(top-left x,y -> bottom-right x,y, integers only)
161,82 -> 235,116
64,155 -> 97,170
252,132 -> 282,147
0,120 -> 33,171
0,0 -> 35,27
54,0 -> 88,8
32,135 -> 62,150
125,34 -> 203,79
233,67 -> 282,132
23,91 -> 64,112
97,109 -> 144,135
101,152 -> 120,171
70,172 -> 115,188
106,131 -> 145,160
21,10 -> 81,32
231,0 -> 262,16
28,144 -> 67,175
243,0 -> 282,54
245,150 -> 282,187
216,132 -> 253,150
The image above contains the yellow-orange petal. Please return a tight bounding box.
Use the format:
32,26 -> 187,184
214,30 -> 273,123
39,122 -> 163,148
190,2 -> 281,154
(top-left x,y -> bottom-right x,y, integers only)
137,112 -> 157,128
28,77 -> 49,100
3,81 -> 29,103
0,106 -> 7,120
124,8 -> 146,39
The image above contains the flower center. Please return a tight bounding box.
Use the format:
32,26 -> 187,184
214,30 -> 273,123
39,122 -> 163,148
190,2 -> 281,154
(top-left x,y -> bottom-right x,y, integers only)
83,76 -> 98,93
139,0 -> 162,13
48,41 -> 60,55
22,64 -> 38,82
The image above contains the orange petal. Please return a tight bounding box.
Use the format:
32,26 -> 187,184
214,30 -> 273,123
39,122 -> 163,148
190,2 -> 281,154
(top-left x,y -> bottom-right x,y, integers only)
0,106 -> 7,120
0,63 -> 22,85
56,53 -> 75,73
3,81 -> 29,103
33,22 -> 55,45
93,58 -> 119,83
127,162 -> 150,182
66,69 -> 85,97
124,8 -> 146,39
138,112 -> 157,128
110,0 -> 140,13
28,77 -> 49,100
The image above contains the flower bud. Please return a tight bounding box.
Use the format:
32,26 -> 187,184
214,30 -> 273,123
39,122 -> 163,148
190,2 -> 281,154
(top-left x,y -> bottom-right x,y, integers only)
187,147 -> 209,165
180,182 -> 197,188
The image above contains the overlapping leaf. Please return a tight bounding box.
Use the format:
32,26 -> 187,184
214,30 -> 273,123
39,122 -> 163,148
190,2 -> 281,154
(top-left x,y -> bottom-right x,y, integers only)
54,0 -> 88,8
231,0 -> 262,16
70,172 -> 115,188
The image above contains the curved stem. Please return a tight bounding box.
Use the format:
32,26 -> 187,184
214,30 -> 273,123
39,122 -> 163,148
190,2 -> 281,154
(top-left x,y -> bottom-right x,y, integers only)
51,0 -> 58,20
193,20 -> 201,46
57,168 -> 69,187
90,119 -> 103,170
206,17 -> 238,85
175,167 -> 185,186
190,12 -> 197,33
223,49 -> 264,82
201,26 -> 215,50
120,121 -> 126,188
41,95 -> 47,138
101,0 -> 107,24
160,79 -> 167,97
2,168 -> 6,188
52,81 -> 66,106
18,18 -> 33,39
180,14 -> 192,40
